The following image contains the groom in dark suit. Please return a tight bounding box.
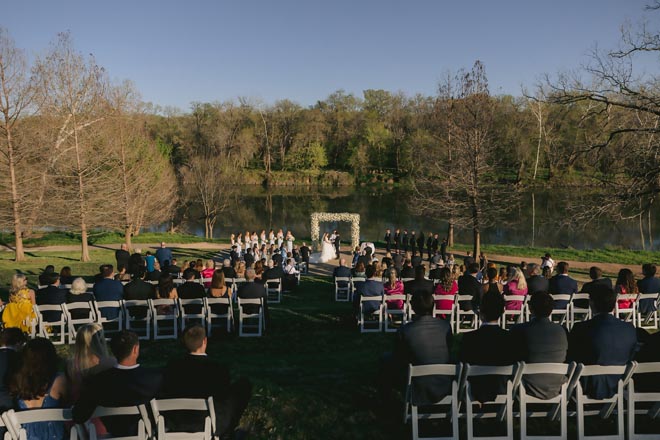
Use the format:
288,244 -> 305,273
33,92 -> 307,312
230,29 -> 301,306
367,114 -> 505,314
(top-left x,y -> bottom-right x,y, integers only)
333,231 -> 340,258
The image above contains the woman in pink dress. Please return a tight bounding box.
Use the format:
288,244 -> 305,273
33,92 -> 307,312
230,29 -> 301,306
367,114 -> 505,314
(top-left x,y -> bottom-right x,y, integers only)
384,268 -> 404,310
614,268 -> 638,310
434,267 -> 458,316
504,267 -> 528,310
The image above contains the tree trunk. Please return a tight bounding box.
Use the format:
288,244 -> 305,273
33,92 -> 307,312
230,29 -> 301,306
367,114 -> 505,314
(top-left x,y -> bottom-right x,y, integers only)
80,221 -> 90,262
640,213 -> 646,250
125,225 -> 133,253
533,103 -> 543,180
5,129 -> 25,261
447,222 -> 454,247
205,217 -> 212,240
473,228 -> 481,260
73,116 -> 90,262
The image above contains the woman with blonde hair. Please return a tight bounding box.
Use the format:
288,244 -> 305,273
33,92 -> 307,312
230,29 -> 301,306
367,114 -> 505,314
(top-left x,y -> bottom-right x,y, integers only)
504,267 -> 528,310
235,261 -> 246,278
384,268 -> 404,310
2,273 -> 35,332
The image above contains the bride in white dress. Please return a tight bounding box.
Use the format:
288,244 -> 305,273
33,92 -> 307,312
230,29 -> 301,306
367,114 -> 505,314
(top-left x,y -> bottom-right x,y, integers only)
310,233 -> 336,264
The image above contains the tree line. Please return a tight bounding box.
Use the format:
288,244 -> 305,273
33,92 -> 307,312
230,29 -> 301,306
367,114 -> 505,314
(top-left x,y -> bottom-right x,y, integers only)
1,3 -> 659,261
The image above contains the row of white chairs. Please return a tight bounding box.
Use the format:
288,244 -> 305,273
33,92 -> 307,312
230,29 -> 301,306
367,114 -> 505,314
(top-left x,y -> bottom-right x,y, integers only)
0,396 -> 219,439
405,361 -> 660,440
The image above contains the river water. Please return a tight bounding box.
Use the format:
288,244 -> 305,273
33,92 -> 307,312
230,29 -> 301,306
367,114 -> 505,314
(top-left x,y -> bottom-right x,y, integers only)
174,186 -> 659,250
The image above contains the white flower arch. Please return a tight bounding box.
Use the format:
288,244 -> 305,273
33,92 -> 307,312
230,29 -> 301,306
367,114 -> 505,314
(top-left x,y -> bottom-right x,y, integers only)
310,212 -> 360,250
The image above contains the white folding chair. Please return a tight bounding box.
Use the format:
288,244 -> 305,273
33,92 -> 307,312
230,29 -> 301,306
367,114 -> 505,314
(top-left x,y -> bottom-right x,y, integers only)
570,363 -> 636,440
205,297 -> 234,335
334,277 -> 352,302
518,362 -> 577,440
432,294 -> 456,328
626,361 -> 660,440
455,295 -> 479,334
462,363 -> 522,440
149,397 -> 215,439
549,294 -> 572,328
77,404 -> 152,440
636,293 -> 659,330
149,299 -> 179,340
178,298 -> 206,329
501,295 -> 527,329
123,300 -> 152,340
404,363 -> 462,440
384,294 -> 408,332
173,278 -> 185,286
3,408 -> 77,440
570,293 -> 592,328
238,298 -> 264,337
266,279 -> 282,304
34,304 -> 67,345
358,296 -> 384,333
615,294 -> 638,327
401,278 -> 415,283
63,302 -> 97,344
94,300 -> 124,337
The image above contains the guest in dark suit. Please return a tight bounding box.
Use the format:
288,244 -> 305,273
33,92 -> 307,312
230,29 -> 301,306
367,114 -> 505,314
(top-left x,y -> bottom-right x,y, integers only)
634,330 -> 660,392
38,265 -> 56,286
393,290 -> 453,405
568,288 -> 638,399
429,263 -> 443,281
577,266 -> 613,308
638,263 -> 660,314
411,253 -> 423,268
353,265 -> 384,316
36,272 -> 66,322
357,248 -> 373,271
392,253 -> 404,273
393,229 -> 401,254
73,331 -> 162,437
416,232 -> 425,260
400,260 -> 415,279
403,265 -> 434,297
178,269 -> 206,315
221,259 -> 237,279
124,269 -> 154,301
459,292 -> 515,403
243,249 -> 255,268
548,262 -> 578,309
237,268 -> 269,324
0,329 -> 26,411
384,229 -> 392,253
410,231 -> 417,256
333,259 -> 352,279
457,263 -> 482,311
511,292 -> 569,399
300,243 -> 311,272
115,244 -> 130,274
93,265 -> 124,320
526,263 -> 549,295
264,262 -> 284,281
401,230 -> 409,254
159,325 -> 251,436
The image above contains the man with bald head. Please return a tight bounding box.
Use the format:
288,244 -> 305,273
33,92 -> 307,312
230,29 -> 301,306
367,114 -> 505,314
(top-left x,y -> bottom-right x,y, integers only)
155,242 -> 173,268
333,259 -> 352,279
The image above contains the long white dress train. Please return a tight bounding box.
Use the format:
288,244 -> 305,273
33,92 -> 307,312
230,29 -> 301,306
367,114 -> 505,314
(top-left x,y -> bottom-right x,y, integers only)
310,239 -> 336,263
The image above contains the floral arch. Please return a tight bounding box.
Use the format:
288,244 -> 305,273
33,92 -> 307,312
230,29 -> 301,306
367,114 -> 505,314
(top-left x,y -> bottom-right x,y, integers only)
310,212 -> 360,250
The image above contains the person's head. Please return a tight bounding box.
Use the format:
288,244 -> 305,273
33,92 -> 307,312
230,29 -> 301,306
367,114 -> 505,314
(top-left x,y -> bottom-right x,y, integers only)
589,266 -> 603,280
527,263 -> 540,277
110,331 -> 139,365
339,258 -> 347,267
365,264 -> 376,279
183,268 -> 197,281
545,253 -> 551,259
211,269 -> 225,289
146,251 -> 152,256
11,338 -> 59,400
46,271 -> 60,286
158,273 -> 174,299
0,327 -> 26,349
508,267 -> 527,290
386,268 -> 397,286
43,265 -> 55,274
411,290 -> 435,316
171,258 -> 178,266
10,273 -> 28,294
245,268 -> 256,281
102,264 -> 114,279
121,243 -> 128,251
439,267 -> 453,290
205,260 -> 214,270
182,324 -> 207,354
69,277 -> 88,295
160,242 -> 166,248
557,262 -> 569,274
73,323 -> 109,372
236,261 -> 246,274
195,259 -> 203,270
415,264 -> 426,280
589,287 -> 617,314
520,261 -> 527,271
254,261 -> 264,276
486,267 -> 498,282
355,262 -> 365,274
223,259 -> 231,268
529,292 -> 554,318
467,262 -> 480,275
365,247 -> 372,257
616,268 -> 637,293
642,263 -> 657,278
60,266 -> 72,278
480,291 -> 505,322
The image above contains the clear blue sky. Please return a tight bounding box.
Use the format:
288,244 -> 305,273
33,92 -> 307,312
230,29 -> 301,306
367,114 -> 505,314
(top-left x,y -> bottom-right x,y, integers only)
3,0 -> 655,110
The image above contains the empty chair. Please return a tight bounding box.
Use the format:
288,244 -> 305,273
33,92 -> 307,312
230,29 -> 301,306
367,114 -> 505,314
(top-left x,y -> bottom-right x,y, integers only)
238,298 -> 264,337
570,293 -> 592,327
384,294 -> 408,332
455,295 -> 479,334
94,300 -> 124,338
149,397 -> 215,439
549,294 -> 572,328
123,300 -> 152,340
358,296 -> 384,333
34,304 -> 67,345
63,302 -> 97,344
404,363 -> 462,440
636,292 -> 659,330
266,279 -> 282,304
77,404 -> 152,440
626,361 -> 660,440
3,408 -> 76,440
149,299 -> 179,340
334,277 -> 352,302
178,298 -> 206,329
205,297 -> 234,335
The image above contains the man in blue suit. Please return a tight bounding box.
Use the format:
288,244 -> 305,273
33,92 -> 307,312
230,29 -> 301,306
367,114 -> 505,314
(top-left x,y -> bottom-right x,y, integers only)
93,265 -> 124,320
549,261 -> 578,309
353,264 -> 384,317
568,288 -> 637,399
638,263 -> 660,315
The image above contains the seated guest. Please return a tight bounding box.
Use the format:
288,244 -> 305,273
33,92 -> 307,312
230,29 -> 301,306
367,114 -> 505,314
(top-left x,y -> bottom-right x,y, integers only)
392,290 -> 453,405
115,264 -> 132,282
66,277 -> 95,319
568,288 -> 637,399
237,268 -> 269,325
482,267 -> 503,296
127,252 -> 145,277
159,325 -> 252,437
511,292 -> 568,399
208,270 -> 230,315
382,252 -> 393,269
166,258 -> 181,276
201,260 -> 215,287
333,259 -> 352,279
459,292 -> 515,403
155,274 -> 178,316
93,265 -> 124,320
73,331 -> 162,437
578,266 -> 612,308
264,259 -> 285,281
353,264 -> 385,317
0,328 -> 26,412
400,260 -> 415,279
428,263 -> 443,281
2,273 -> 36,333
352,262 -> 366,278
38,265 -> 56,286
404,265 -> 434,297
145,251 -> 156,273
11,338 -> 68,439
548,262 -> 577,309
66,324 -> 116,404
433,267 -> 457,316
614,268 -> 638,311
59,266 -> 75,285
124,268 -> 154,301
144,260 -> 161,282
411,253 -> 422,268
504,267 -> 528,310
36,272 -> 66,322
253,261 -> 265,284
392,252 -> 403,272
178,269 -> 206,299
235,261 -> 246,279
222,259 -> 237,279
384,268 -> 404,310
638,263 -> 660,314
458,263 -> 482,311
243,249 -> 255,268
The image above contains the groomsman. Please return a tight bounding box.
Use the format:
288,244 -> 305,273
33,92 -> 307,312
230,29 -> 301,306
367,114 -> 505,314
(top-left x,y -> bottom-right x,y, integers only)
410,231 -> 417,256
393,229 -> 401,254
426,233 -> 433,261
417,231 -> 425,259
440,238 -> 448,262
431,234 -> 439,260
402,230 -> 409,254
384,229 -> 392,253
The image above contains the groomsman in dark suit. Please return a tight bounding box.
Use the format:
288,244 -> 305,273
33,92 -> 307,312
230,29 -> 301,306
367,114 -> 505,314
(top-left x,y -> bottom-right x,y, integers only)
440,238 -> 448,262
426,233 -> 433,261
393,229 -> 401,254
402,230 -> 409,254
384,229 -> 392,253
410,231 -> 417,256
638,263 -> 660,315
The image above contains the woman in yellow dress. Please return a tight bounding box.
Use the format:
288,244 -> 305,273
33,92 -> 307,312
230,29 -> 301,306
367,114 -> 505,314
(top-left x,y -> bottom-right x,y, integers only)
2,273 -> 36,333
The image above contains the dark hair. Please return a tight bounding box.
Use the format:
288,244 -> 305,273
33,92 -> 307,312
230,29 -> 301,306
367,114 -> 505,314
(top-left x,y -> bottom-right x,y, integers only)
110,331 -> 139,362
0,328 -> 26,348
589,266 -> 602,280
480,292 -> 505,322
211,270 -> 225,289
616,268 -> 638,295
60,266 -> 72,278
439,267 -> 453,291
365,264 -> 376,279
486,267 -> 498,282
183,268 -> 197,281
557,262 -> 569,274
45,272 -> 60,285
411,290 -> 435,315
467,262 -> 480,274
102,265 -> 114,278
182,324 -> 206,352
529,292 -> 554,318
355,262 -> 365,273
44,265 -> 55,274
590,288 -> 617,314
414,265 -> 426,280
10,338 -> 59,400
157,273 -> 175,299
642,263 -> 657,278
